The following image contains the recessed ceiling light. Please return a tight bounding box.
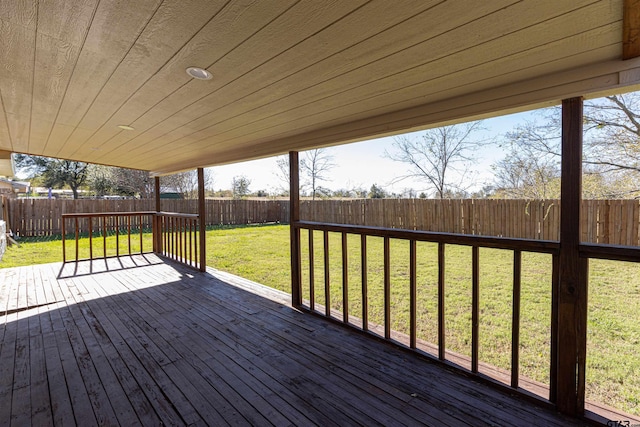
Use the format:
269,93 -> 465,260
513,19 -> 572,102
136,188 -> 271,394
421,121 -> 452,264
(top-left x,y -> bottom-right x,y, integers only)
118,125 -> 135,131
186,66 -> 212,80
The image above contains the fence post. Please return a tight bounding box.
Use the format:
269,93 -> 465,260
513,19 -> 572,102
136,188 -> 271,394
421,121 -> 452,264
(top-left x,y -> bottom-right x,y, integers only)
290,151 -> 302,307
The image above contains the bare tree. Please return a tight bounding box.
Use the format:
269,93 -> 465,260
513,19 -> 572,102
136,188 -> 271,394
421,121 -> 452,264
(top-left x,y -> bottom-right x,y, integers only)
163,169 -> 214,199
492,120 -> 561,198
385,122 -> 485,198
492,93 -> 640,199
273,155 -> 291,196
113,168 -> 154,198
276,149 -> 336,199
583,94 -> 640,177
301,149 -> 336,199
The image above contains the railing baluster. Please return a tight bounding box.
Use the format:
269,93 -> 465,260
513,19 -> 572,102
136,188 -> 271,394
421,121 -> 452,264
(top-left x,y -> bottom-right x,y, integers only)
127,215 -> 132,256
170,217 -> 175,260
89,216 -> 93,260
116,216 -> 120,257
409,239 -> 417,349
183,218 -> 187,263
342,232 -> 349,324
178,217 -> 183,261
174,217 -> 178,261
194,218 -> 199,269
550,253 -> 560,402
188,219 -> 193,266
75,217 -> 79,262
62,216 -> 66,263
324,230 -> 330,317
163,216 -> 167,256
309,229 -> 315,312
139,214 -> 143,253
361,234 -> 368,332
512,250 -> 522,388
102,216 -> 107,259
167,216 -> 171,259
438,242 -> 446,361
384,236 -> 390,340
472,245 -> 479,373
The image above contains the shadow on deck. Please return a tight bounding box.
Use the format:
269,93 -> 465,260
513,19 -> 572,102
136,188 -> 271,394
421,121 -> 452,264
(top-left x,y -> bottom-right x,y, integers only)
0,255 -> 590,426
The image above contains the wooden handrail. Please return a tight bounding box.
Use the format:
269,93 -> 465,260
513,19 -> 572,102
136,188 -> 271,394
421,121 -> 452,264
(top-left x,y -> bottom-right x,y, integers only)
62,211 -> 156,218
155,211 -> 199,219
295,220 -> 560,253
579,242 -> 640,262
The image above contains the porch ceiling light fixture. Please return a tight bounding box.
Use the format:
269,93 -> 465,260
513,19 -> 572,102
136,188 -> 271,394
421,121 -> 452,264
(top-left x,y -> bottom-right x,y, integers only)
186,66 -> 212,80
118,125 -> 135,131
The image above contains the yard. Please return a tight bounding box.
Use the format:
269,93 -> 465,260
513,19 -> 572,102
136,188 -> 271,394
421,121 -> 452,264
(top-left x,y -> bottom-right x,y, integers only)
1,224 -> 638,416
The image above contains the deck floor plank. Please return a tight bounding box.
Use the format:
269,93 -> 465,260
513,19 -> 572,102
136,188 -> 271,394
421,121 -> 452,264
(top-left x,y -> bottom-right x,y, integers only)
56,278 -> 121,426
132,267 -> 384,426
64,276 -> 143,426
76,274 -> 201,426
105,269 -> 287,427
0,256 -> 608,426
153,275 -> 466,427
126,275 -> 337,427
59,276 -> 165,425
188,274 -> 515,425
205,271 -> 573,426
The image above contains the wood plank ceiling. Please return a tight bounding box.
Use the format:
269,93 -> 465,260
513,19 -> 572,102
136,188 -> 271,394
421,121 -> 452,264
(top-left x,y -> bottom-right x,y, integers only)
1,0 -> 640,175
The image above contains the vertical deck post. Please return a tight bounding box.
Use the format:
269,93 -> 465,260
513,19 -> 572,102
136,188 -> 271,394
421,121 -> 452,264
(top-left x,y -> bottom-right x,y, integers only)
556,97 -> 588,416
290,151 -> 302,307
154,176 -> 161,253
198,168 -> 206,272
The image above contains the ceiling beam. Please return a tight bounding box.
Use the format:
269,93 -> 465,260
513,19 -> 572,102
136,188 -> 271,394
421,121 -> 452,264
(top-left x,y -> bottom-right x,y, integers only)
623,0 -> 640,59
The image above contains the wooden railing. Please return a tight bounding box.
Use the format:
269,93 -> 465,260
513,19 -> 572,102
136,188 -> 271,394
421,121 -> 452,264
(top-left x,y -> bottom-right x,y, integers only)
292,220 -> 561,399
292,219 -> 640,415
62,212 -> 155,262
154,212 -> 201,270
62,211 -> 203,270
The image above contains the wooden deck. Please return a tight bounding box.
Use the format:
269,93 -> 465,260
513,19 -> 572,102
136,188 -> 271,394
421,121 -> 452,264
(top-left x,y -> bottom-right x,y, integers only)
0,255 -> 588,426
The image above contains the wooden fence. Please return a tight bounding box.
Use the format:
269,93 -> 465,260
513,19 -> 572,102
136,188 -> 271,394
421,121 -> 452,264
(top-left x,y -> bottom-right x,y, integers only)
3,198 -> 289,237
3,197 -> 640,246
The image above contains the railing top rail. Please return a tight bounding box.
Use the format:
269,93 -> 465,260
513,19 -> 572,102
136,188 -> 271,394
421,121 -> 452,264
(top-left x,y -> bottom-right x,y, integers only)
156,211 -> 200,219
579,242 -> 640,263
295,220 -> 560,254
62,211 -> 157,218
61,211 -> 201,219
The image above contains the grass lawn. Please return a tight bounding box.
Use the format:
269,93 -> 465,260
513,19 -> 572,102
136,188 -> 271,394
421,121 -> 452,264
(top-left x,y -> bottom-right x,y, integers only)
1,224 -> 639,415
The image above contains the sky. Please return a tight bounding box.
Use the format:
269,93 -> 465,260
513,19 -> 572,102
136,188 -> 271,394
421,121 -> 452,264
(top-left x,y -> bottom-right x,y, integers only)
208,109 -> 542,196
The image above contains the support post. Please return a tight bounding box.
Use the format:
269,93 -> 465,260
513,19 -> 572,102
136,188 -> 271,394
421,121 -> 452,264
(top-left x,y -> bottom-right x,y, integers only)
154,176 -> 161,253
555,97 -> 588,416
289,151 -> 302,307
197,168 -> 206,272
